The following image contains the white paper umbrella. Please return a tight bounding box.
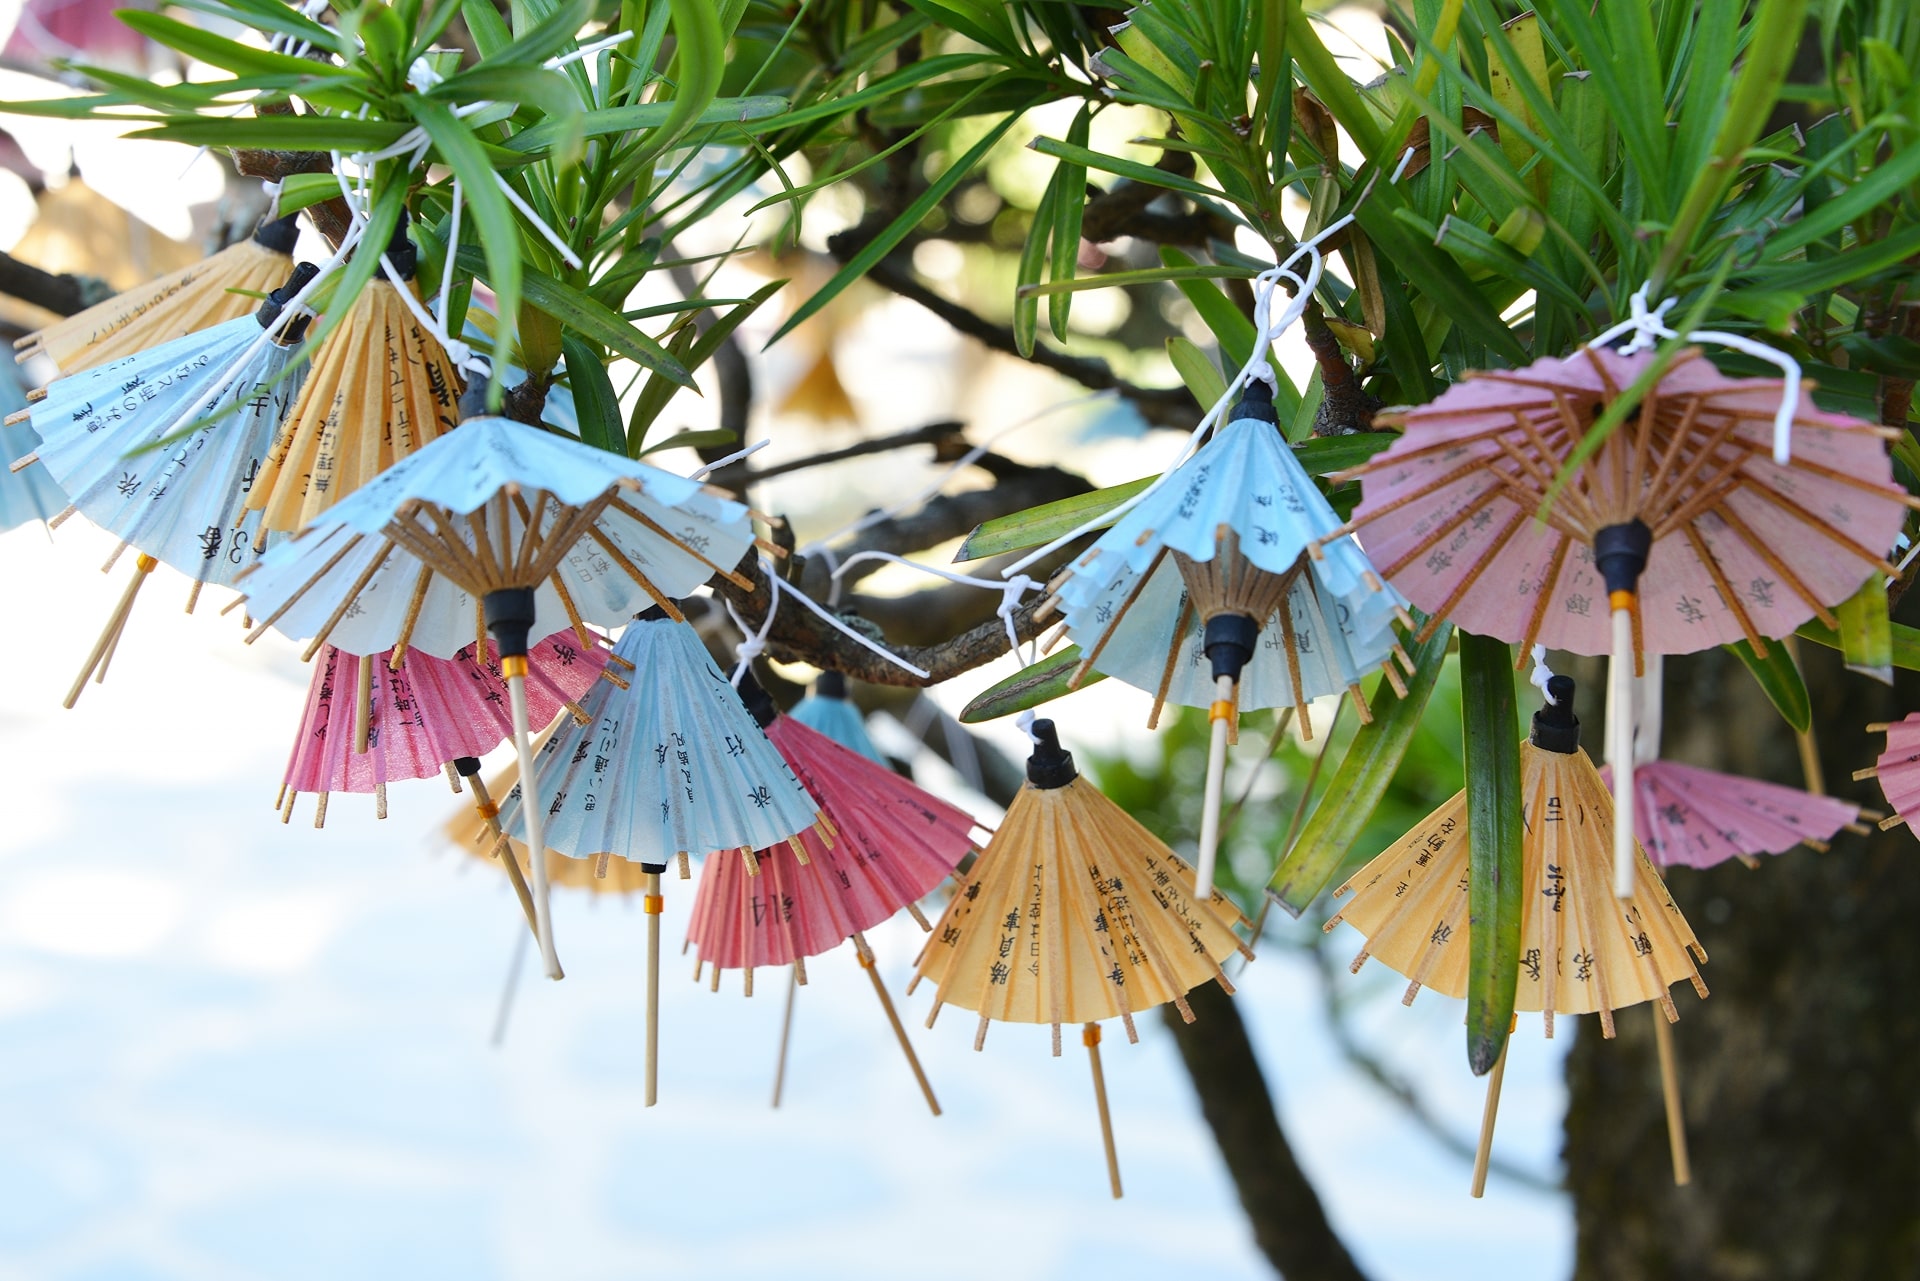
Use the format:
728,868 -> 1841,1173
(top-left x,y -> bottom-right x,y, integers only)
8,265 -> 317,703
1044,380 -> 1408,897
237,413 -> 756,979
492,612 -> 822,1102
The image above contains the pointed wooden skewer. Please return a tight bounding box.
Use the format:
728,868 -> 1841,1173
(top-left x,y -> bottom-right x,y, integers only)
455,758 -> 545,948
67,553 -> 157,708
1471,1042 -> 1509,1198
1084,1022 -> 1122,1198
502,654 -> 562,980
642,865 -> 665,1107
853,931 -> 940,1116
771,963 -> 799,1108
491,924 -> 531,1047
1653,1006 -> 1692,1186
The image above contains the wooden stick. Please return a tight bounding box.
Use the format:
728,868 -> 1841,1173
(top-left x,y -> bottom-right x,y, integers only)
1194,673 -> 1235,902
771,963 -> 798,1109
853,932 -> 940,1116
1470,1044 -> 1508,1198
1084,1022 -> 1123,1199
67,554 -> 156,708
490,925 -> 531,1048
644,868 -> 663,1107
1653,1007 -> 1692,1186
468,776 -> 542,942
507,668 -> 563,980
353,653 -> 374,754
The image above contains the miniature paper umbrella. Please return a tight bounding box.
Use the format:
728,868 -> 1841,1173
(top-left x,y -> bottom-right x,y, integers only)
1854,714 -> 1920,836
246,216 -> 466,534
13,215 -> 301,375
684,674 -> 981,1115
280,631 -> 608,829
1326,674 -> 1708,1193
9,262 -> 319,706
487,612 -> 822,1103
238,404 -> 756,982
1044,378 -> 1410,902
788,670 -> 886,764
1600,653 -> 1867,867
1343,344 -> 1912,898
912,720 -> 1250,1197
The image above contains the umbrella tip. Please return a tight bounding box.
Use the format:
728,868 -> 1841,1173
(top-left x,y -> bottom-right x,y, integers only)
257,261 -> 320,337
1026,719 -> 1079,789
376,209 -> 418,283
458,374 -> 492,422
815,670 -> 848,700
453,755 -> 482,778
253,212 -> 300,254
737,670 -> 778,728
1532,676 -> 1580,753
1594,519 -> 1652,598
483,587 -> 537,659
634,604 -> 670,623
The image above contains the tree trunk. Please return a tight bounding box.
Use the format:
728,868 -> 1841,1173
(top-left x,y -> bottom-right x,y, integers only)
1564,641 -> 1920,1279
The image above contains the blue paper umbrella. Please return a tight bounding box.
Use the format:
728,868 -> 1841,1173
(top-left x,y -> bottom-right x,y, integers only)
1044,379 -> 1411,898
0,360 -> 67,533
238,409 -> 757,979
788,670 -> 886,764
492,612 -> 821,1102
8,264 -> 318,706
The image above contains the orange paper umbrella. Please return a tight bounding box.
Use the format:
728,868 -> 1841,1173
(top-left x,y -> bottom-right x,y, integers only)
246,216 -> 464,533
14,215 -> 300,374
1344,344 -> 1912,898
1326,674 -> 1708,1191
911,720 -> 1249,1196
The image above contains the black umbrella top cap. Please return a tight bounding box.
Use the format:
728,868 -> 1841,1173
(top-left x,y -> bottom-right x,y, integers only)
1530,675 -> 1581,754
1025,719 -> 1078,789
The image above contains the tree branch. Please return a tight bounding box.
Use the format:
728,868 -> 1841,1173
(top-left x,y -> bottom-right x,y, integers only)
0,249 -> 115,318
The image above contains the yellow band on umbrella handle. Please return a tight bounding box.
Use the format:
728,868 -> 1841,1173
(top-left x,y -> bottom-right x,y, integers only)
500,654 -> 528,679
1083,1024 -> 1102,1047
1209,700 -> 1235,721
1609,589 -> 1635,612
642,894 -> 663,914
136,553 -> 158,572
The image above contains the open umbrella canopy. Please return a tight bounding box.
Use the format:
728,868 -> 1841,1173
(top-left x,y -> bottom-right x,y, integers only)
1347,345 -> 1910,662
1599,759 -> 1866,868
14,215 -> 301,375
235,416 -> 754,660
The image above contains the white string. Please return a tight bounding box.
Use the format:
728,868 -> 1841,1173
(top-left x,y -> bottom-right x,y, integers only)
999,148 -> 1416,583
691,439 -> 770,479
1587,282 -> 1804,465
829,551 -> 1041,667
749,557 -> 929,679
549,29 -> 632,68
1015,710 -> 1039,743
723,595 -> 776,687
436,177 -> 462,329
261,179 -> 283,222
1529,643 -> 1557,703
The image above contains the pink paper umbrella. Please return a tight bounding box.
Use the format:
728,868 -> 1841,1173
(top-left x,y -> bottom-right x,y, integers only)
279,630 -> 609,825
1855,715 -> 1920,836
685,676 -> 983,1113
1600,760 -> 1866,869
1342,344 -> 1912,898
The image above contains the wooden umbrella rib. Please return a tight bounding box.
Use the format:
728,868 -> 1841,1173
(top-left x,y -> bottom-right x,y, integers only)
1736,480 -> 1899,575
388,560 -> 436,666
244,532 -> 367,642
510,489 -> 553,582
1146,592 -> 1195,731
1515,534 -> 1572,663
545,569 -> 599,645
1341,456 -> 1511,534
1681,523 -> 1767,653
300,538 -> 399,660
528,491 -> 623,584
1706,501 -> 1841,629
609,497 -> 754,589
583,525 -> 686,620
1564,811 -> 1619,1037
1643,413 -> 1747,528
386,511 -> 483,587
1380,484 -> 1511,580
462,507 -> 511,592
406,504 -> 494,590
1717,434 -> 1920,510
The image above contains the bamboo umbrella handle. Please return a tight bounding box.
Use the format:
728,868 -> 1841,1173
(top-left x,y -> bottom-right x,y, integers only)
1653,1007 -> 1691,1186
1194,673 -> 1236,900
643,868 -> 663,1107
1471,1043 -> 1509,1198
1084,1022 -> 1123,1199
1609,606 -> 1637,899
466,773 -> 543,946
771,963 -> 798,1108
853,932 -> 940,1116
505,662 -> 562,979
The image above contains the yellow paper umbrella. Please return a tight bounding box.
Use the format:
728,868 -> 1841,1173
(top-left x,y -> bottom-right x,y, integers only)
14,215 -> 300,374
246,217 -> 464,534
911,719 -> 1250,1197
1326,674 -> 1708,1192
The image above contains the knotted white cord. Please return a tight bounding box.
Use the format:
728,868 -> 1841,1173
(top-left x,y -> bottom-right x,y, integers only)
829,551 -> 1042,667
724,594 -> 776,687
734,556 -> 930,679
1529,643 -> 1557,703
998,148 -> 1417,583
1587,282 -> 1805,465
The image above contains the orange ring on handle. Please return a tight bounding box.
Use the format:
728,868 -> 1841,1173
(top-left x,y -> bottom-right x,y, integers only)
1608,589 -> 1635,612
1083,1024 -> 1102,1047
1209,700 -> 1235,721
500,654 -> 528,679
642,894 -> 664,914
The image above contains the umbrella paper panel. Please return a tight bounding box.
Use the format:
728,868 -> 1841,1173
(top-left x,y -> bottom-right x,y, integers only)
0,412 -> 65,533
15,221 -> 298,375
1600,759 -> 1864,868
1329,740 -> 1708,1035
914,775 -> 1246,1037
688,836 -> 908,974
1352,346 -> 1909,660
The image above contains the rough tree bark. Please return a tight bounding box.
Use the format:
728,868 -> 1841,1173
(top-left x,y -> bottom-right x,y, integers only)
1565,640 -> 1920,1280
